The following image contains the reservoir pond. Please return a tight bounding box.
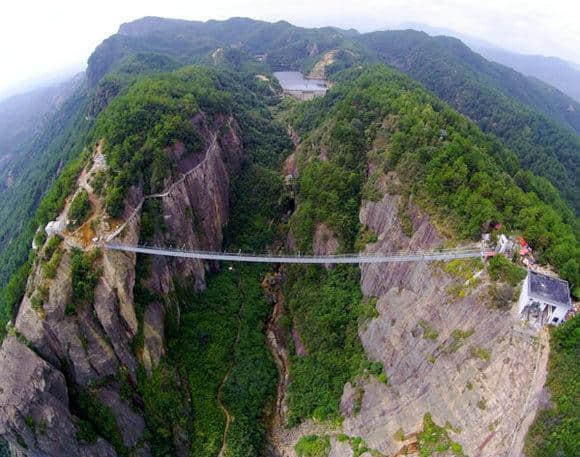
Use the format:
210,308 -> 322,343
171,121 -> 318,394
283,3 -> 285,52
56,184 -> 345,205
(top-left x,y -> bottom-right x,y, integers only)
273,71 -> 326,92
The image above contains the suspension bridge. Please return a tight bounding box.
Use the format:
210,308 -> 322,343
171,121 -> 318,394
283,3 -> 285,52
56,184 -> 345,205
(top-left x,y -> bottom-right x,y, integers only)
100,125 -> 483,265
103,242 -> 483,264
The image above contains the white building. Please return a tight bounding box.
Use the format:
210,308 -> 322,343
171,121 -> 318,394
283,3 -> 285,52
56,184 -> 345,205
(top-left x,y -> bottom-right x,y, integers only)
517,270 -> 572,326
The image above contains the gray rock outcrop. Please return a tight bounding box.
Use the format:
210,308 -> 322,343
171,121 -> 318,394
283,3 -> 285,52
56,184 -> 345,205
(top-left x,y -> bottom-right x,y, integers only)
339,192 -> 548,457
0,113 -> 244,456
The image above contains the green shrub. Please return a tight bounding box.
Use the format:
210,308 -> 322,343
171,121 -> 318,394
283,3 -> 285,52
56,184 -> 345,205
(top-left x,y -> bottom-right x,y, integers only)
393,428 -> 405,441
397,200 -> 414,237
361,173 -> 383,201
350,436 -> 370,457
358,297 -> 379,321
470,346 -> 491,362
43,235 -> 62,261
369,361 -> 383,376
419,320 -> 439,340
417,413 -> 466,456
33,230 -> 47,249
446,328 -> 474,353
90,170 -> 106,195
354,225 -> 378,252
444,259 -> 482,281
30,292 -> 44,313
43,249 -> 62,279
67,189 -> 92,229
294,435 -> 330,457
67,248 -> 101,315
487,255 -> 526,286
377,372 -> 389,385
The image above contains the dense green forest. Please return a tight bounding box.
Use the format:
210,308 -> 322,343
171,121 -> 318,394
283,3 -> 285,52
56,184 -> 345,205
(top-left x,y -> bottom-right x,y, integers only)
284,265 -> 382,425
0,88 -> 91,287
287,65 -> 578,293
85,17 -> 580,213
359,31 -> 580,212
524,317 -> 580,457
134,264 -> 276,456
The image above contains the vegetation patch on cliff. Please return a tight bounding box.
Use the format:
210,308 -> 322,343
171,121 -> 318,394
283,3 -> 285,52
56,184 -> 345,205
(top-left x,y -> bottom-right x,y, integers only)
67,248 -> 102,315
67,189 -> 92,229
295,434 -> 330,457
487,255 -> 526,286
417,413 -> 466,457
284,265 -> 382,425
71,388 -> 128,455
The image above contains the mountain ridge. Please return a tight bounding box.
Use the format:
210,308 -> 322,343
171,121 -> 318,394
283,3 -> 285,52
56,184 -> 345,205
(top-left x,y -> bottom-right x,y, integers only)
399,21 -> 580,103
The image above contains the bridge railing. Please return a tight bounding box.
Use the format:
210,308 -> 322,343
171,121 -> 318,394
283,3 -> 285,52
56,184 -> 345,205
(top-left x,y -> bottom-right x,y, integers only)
102,242 -> 482,264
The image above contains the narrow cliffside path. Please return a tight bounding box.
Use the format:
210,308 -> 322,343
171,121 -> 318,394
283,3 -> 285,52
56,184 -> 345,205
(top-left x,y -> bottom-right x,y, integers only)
217,367 -> 234,457
217,273 -> 245,457
106,128 -> 222,243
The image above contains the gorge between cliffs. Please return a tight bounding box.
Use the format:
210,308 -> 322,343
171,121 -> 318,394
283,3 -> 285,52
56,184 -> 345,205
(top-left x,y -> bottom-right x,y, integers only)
0,26 -> 576,457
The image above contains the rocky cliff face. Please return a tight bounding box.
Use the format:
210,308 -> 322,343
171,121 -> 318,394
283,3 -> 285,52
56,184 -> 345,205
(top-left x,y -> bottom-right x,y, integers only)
0,113 -> 244,456
335,183 -> 548,457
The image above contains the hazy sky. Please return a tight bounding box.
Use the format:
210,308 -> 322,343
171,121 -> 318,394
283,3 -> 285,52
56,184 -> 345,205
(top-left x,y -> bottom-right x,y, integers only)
1,0 -> 579,96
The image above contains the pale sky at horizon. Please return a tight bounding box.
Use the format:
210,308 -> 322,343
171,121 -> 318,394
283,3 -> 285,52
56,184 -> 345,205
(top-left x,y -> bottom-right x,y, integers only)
1,0 -> 579,97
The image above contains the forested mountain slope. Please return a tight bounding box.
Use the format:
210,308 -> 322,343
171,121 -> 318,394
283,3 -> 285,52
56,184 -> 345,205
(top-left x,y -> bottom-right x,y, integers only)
473,46 -> 580,104
0,74 -> 84,169
84,17 -> 580,213
398,22 -> 580,105
87,16 -> 357,87
358,30 -> 580,212
0,80 -> 91,288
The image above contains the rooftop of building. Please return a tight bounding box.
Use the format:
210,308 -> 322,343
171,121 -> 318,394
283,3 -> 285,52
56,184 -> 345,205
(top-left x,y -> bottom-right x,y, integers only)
528,270 -> 571,308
